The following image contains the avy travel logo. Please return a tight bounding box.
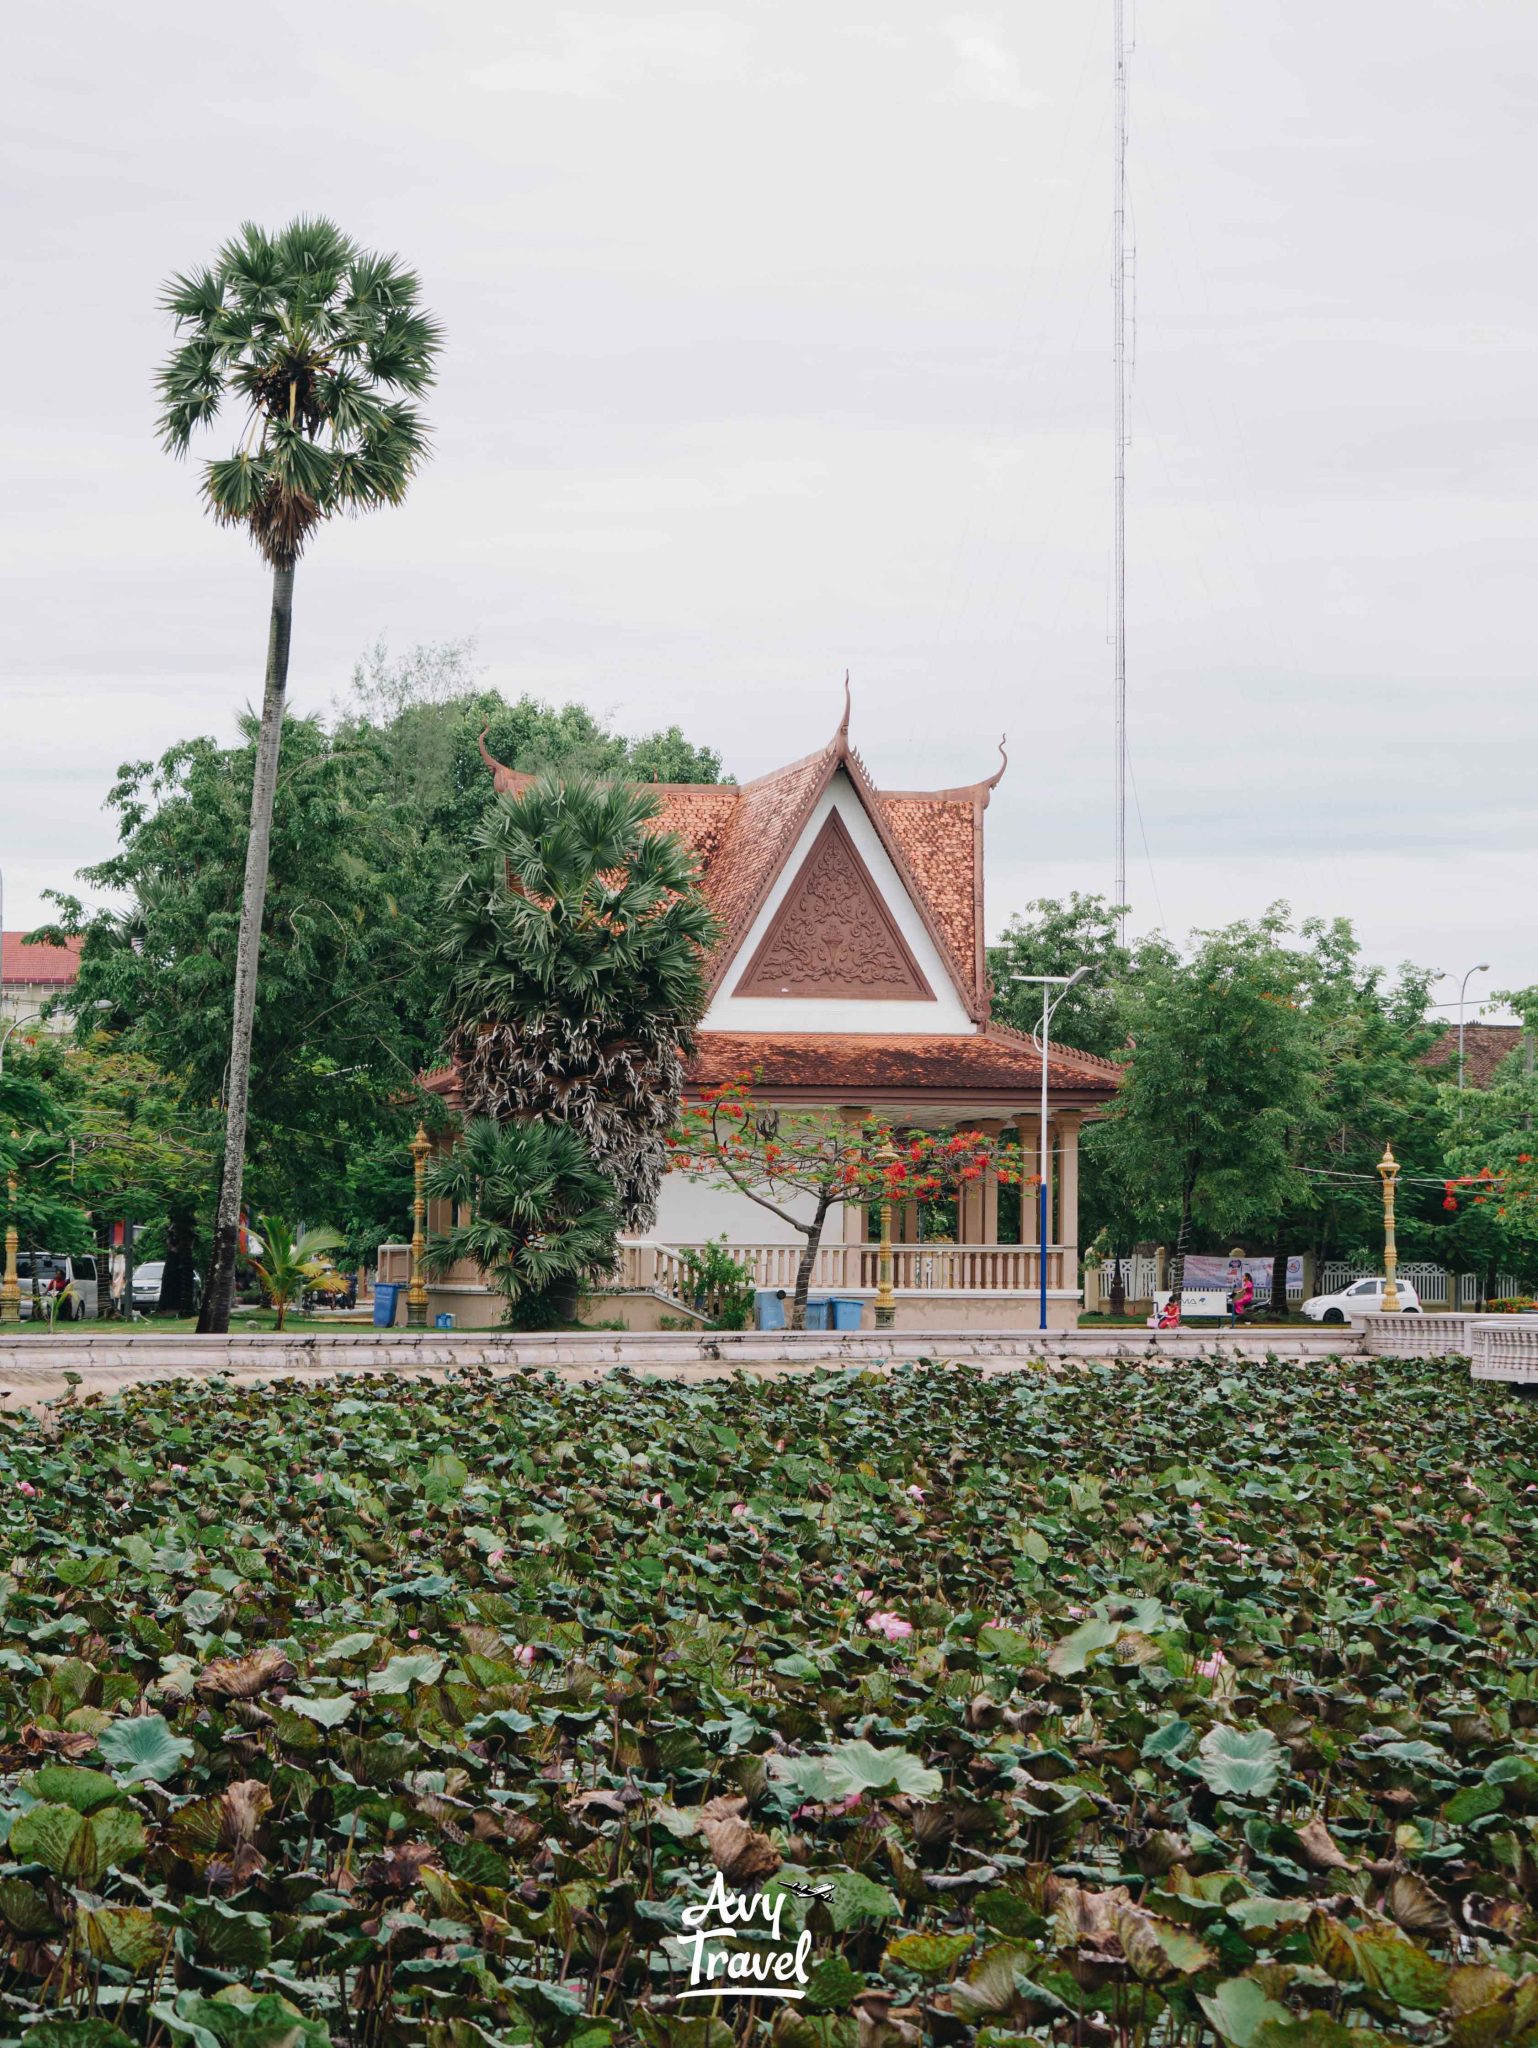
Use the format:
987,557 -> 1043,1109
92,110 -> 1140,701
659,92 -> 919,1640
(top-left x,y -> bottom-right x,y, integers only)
675,1875 -> 827,2000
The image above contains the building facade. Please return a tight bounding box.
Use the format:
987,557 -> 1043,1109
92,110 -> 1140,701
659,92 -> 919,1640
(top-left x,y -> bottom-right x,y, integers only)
0,934 -> 83,1037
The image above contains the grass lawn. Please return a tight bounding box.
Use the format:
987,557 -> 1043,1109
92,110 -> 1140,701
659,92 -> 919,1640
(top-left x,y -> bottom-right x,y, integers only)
3,1310 -> 376,1336
0,1355 -> 1534,2044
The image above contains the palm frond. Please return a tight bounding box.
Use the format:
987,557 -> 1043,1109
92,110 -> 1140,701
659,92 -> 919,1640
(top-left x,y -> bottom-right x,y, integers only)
157,215 -> 440,564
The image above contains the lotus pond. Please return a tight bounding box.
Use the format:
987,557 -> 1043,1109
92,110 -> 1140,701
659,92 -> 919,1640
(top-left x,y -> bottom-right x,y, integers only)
0,1355 -> 1536,2048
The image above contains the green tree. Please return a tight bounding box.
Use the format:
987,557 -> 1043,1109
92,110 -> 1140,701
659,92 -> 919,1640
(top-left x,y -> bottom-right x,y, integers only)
1089,912 -> 1318,1303
440,775 -> 719,1227
251,1214 -> 345,1331
1265,920 -> 1442,1299
39,718 -> 435,1238
987,894 -> 1132,1059
157,216 -> 441,1332
1436,984 -> 1538,1289
671,1076 -> 1024,1329
424,1118 -> 619,1326
24,1034 -> 216,1315
0,1058 -> 93,1311
332,646 -> 726,873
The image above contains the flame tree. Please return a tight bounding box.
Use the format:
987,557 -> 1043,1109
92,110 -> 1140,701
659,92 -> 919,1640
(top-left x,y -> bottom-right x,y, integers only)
670,1073 -> 1024,1329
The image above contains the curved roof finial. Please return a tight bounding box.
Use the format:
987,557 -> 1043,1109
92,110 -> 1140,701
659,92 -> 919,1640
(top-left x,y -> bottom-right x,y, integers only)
477,725 -> 510,778
985,734 -> 1009,790
839,670 -> 852,739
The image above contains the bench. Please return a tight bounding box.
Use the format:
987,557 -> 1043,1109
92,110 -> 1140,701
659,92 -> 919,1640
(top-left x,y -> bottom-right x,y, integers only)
1148,1289 -> 1233,1326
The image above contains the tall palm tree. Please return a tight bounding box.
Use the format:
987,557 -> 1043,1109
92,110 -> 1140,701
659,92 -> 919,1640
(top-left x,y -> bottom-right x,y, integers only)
424,1118 -> 620,1326
439,776 -> 719,1227
157,217 -> 440,1332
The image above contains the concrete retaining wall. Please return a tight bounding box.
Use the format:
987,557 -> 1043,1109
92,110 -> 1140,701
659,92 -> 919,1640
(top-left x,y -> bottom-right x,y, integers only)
0,1323 -> 1368,1378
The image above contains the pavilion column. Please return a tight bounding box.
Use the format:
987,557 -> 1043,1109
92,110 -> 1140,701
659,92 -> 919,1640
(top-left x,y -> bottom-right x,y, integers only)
1057,1112 -> 1081,1264
840,1109 -> 872,1248
899,1199 -> 919,1244
1014,1113 -> 1048,1246
957,1119 -> 1003,1244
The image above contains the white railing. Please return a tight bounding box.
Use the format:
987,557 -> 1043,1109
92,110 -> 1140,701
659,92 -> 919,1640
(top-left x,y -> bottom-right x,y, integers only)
619,1241 -> 1071,1297
1321,1261 -> 1527,1309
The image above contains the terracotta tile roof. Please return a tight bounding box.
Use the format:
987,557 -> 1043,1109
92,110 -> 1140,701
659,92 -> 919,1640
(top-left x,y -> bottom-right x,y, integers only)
1,933 -> 83,987
1424,1024 -> 1531,1091
685,1027 -> 1122,1101
475,713 -> 1001,1017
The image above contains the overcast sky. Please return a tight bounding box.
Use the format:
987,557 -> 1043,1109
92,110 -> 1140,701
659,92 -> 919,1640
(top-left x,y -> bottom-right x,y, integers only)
5,1 -> 1534,1021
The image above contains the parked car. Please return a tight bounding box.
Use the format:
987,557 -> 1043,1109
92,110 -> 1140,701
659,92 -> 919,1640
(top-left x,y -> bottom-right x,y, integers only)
1301,1275 -> 1421,1323
15,1253 -> 99,1321
131,1261 -> 201,1312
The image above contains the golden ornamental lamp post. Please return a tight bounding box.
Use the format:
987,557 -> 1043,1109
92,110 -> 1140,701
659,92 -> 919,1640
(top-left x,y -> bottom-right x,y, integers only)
1,1154 -> 19,1326
407,1124 -> 431,1329
1377,1142 -> 1401,1314
874,1140 -> 897,1330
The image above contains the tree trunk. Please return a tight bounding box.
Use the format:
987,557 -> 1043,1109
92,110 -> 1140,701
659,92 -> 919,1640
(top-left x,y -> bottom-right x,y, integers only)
1109,1240 -> 1126,1318
161,1200 -> 197,1317
198,560 -> 295,1334
1268,1222 -> 1289,1324
789,1199 -> 832,1331
1168,1180 -> 1194,1306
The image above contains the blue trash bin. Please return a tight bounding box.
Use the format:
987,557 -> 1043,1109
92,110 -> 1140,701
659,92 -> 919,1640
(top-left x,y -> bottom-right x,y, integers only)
803,1297 -> 832,1331
372,1282 -> 400,1328
828,1296 -> 864,1331
754,1289 -> 787,1331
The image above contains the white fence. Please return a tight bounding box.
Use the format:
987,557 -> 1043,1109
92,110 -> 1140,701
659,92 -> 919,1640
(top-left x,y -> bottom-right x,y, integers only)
1321,1262 -> 1526,1308
1097,1256 -> 1529,1310
619,1241 -> 1072,1297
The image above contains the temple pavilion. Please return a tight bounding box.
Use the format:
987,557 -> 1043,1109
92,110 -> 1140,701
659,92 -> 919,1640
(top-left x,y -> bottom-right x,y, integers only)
402,697 -> 1121,1330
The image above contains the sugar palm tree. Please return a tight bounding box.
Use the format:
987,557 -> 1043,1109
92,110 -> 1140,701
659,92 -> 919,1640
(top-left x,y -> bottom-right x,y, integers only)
157,218 -> 441,1332
250,1214 -> 345,1332
424,1118 -> 619,1326
439,775 -> 718,1227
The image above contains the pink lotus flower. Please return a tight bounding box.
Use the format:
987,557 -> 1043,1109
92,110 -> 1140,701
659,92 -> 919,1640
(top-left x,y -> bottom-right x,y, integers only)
648,1492 -> 664,1509
855,1589 -> 876,1605
171,1464 -> 188,1475
407,1628 -> 420,1640
16,1481 -> 36,1498
867,1610 -> 913,1642
730,1502 -> 749,1519
1066,1604 -> 1086,1619
1195,1649 -> 1228,1678
906,1485 -> 925,1503
487,1549 -> 505,1566
1354,1576 -> 1376,1589
514,1644 -> 538,1667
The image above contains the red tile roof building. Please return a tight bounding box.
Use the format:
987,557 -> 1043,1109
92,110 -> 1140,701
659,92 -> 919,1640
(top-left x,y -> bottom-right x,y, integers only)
1,933 -> 83,1036
422,698 -> 1121,1326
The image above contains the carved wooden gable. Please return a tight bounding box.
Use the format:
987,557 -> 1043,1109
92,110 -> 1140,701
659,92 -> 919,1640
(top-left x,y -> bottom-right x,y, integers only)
733,810 -> 934,1001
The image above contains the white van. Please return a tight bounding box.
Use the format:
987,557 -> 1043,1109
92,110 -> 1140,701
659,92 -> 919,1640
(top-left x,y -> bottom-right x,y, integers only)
16,1253 -> 100,1321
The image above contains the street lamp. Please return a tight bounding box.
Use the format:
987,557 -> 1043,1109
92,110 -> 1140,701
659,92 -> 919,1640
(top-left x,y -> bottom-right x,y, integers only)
1377,1143 -> 1401,1314
406,1124 -> 431,1329
1458,964 -> 1491,1091
1011,965 -> 1096,1329
873,1138 -> 898,1330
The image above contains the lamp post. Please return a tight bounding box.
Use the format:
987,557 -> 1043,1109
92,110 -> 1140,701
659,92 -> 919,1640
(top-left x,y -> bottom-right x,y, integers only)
1377,1143 -> 1401,1314
1,1153 -> 18,1326
1010,965 -> 1096,1329
1458,963 -> 1491,1091
407,1124 -> 431,1329
874,1138 -> 897,1329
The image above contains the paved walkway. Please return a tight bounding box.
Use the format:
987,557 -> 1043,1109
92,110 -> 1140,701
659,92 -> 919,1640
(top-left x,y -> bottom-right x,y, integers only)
0,1325 -> 1362,1414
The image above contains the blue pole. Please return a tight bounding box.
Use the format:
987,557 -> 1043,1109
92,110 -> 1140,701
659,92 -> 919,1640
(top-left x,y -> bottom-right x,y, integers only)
1038,1174 -> 1048,1329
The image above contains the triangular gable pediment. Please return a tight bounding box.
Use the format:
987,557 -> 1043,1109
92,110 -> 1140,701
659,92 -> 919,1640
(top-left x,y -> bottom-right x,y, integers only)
733,811 -> 934,1001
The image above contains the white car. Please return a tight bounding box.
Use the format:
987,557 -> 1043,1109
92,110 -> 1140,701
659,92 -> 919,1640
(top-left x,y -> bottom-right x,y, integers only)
1302,1276 -> 1421,1323
131,1262 -> 201,1312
